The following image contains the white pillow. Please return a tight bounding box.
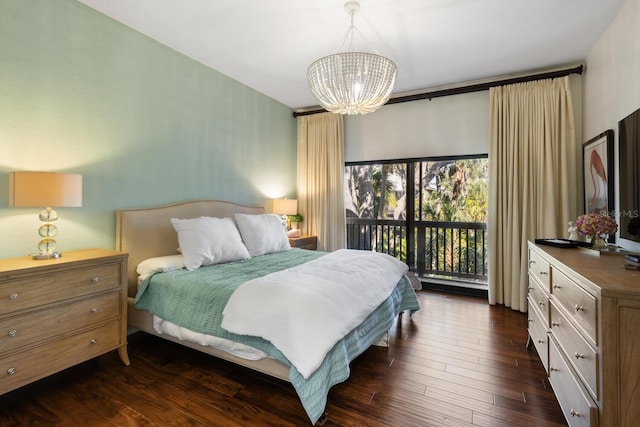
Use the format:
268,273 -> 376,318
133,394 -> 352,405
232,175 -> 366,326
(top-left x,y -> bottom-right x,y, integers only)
235,213 -> 291,256
170,216 -> 251,270
136,254 -> 185,284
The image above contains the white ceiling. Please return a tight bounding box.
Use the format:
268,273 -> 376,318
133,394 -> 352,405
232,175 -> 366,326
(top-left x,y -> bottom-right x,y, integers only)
78,0 -> 625,111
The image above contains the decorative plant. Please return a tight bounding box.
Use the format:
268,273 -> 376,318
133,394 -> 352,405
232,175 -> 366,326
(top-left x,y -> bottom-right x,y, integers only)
575,212 -> 617,239
288,213 -> 303,224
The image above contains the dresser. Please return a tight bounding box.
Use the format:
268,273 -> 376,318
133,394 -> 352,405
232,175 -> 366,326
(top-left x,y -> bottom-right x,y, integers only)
527,242 -> 640,427
288,235 -> 318,250
0,249 -> 129,395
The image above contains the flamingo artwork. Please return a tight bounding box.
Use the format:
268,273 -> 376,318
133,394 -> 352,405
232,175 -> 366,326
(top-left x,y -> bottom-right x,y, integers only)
588,149 -> 607,212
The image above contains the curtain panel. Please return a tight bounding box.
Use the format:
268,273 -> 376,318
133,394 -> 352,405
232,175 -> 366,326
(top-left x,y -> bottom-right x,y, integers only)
297,112 -> 346,252
488,77 -> 577,311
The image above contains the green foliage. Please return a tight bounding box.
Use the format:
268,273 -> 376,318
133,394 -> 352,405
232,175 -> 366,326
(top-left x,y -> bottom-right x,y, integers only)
419,159 -> 488,222
287,213 -> 303,223
345,158 -> 488,223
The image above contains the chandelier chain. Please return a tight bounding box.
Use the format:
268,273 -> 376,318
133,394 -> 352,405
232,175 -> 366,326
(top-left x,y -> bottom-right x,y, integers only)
336,2 -> 378,55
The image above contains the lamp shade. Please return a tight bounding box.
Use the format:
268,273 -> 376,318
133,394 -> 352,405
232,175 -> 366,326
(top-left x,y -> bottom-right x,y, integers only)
273,198 -> 297,215
9,172 -> 83,208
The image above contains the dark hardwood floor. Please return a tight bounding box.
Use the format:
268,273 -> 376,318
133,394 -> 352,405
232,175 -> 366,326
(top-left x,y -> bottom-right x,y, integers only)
0,291 -> 567,426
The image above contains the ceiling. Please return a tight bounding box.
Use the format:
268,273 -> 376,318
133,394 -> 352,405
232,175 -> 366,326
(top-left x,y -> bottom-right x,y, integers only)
78,0 -> 625,111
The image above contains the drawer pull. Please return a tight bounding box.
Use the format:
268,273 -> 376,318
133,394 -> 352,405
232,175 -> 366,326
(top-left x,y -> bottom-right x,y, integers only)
551,321 -> 560,327
527,318 -> 533,323
573,304 -> 584,312
8,293 -> 18,300
7,329 -> 17,337
539,271 -> 548,276
553,284 -> 561,290
91,276 -> 100,283
7,368 -> 16,375
90,338 -> 98,345
538,301 -> 545,307
537,339 -> 545,344
549,367 -> 559,372
574,352 -> 585,359
570,409 -> 582,417
529,260 -> 536,266
91,307 -> 99,314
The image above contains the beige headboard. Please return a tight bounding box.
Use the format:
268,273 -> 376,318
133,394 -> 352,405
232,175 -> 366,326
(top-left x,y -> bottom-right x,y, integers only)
116,200 -> 264,298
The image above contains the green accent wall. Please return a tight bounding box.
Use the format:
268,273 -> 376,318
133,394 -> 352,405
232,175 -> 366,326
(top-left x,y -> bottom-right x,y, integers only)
0,0 -> 297,258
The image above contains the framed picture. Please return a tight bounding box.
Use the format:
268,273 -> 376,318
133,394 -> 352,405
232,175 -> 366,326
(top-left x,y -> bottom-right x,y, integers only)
583,129 -> 615,241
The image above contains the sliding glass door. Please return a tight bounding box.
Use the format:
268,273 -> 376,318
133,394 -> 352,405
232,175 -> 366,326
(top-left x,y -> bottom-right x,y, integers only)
345,155 -> 488,286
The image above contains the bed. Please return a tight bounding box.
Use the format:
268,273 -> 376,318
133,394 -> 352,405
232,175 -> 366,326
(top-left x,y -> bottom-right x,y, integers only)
115,200 -> 420,424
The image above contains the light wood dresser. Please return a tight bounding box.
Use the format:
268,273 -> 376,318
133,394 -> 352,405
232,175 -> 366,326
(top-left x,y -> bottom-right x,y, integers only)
527,241 -> 640,427
288,235 -> 318,250
0,248 -> 129,395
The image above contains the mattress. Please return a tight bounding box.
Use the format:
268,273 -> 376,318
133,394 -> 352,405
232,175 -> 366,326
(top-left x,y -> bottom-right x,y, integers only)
151,315 -> 270,360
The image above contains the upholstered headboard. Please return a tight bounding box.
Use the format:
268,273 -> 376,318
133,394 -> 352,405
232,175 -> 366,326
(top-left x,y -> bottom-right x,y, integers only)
116,200 -> 264,298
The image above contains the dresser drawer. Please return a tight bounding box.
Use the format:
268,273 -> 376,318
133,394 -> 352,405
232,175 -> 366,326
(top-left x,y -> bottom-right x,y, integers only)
0,263 -> 121,315
528,246 -> 551,291
528,297 -> 549,372
550,302 -> 599,400
528,273 -> 549,320
549,337 -> 598,427
0,321 -> 121,395
0,291 -> 121,355
551,268 -> 597,346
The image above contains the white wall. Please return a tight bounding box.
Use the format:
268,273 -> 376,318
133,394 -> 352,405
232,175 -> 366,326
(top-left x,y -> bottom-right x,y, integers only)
584,0 -> 640,251
344,91 -> 490,162
345,75 -> 582,163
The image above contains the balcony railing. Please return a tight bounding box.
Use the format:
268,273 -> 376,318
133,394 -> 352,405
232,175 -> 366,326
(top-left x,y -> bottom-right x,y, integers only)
346,218 -> 488,285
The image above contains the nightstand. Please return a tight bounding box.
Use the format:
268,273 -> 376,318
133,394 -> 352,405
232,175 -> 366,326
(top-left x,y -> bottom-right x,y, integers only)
288,235 -> 318,250
0,248 -> 129,395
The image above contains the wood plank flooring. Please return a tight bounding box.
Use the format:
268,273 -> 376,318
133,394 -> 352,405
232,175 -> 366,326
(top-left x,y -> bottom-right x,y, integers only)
0,291 -> 567,426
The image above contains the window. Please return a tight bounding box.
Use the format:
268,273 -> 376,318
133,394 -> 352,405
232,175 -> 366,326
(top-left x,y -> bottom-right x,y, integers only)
345,155 -> 488,287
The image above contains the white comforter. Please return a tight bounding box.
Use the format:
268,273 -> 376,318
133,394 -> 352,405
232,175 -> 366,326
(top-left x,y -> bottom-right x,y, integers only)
221,249 -> 409,379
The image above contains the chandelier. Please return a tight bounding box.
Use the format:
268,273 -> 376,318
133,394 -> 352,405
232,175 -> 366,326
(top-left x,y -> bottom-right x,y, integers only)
307,1 -> 397,115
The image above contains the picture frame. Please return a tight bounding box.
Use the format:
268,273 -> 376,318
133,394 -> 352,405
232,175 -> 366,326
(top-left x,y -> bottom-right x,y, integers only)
583,129 -> 615,242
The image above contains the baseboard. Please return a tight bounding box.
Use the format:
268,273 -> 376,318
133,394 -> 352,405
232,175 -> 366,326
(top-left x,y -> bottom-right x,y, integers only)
419,280 -> 488,299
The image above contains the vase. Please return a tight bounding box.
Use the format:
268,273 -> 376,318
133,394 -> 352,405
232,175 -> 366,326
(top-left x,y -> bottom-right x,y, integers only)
591,236 -> 607,248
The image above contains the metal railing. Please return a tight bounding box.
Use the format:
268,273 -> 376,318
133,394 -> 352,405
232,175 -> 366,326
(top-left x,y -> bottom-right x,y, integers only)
346,218 -> 488,285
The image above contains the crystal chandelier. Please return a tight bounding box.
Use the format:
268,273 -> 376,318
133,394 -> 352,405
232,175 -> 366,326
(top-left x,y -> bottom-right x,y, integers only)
307,1 -> 397,115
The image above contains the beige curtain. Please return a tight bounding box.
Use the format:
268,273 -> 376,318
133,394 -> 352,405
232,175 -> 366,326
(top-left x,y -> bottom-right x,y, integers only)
488,76 -> 577,311
297,112 -> 346,252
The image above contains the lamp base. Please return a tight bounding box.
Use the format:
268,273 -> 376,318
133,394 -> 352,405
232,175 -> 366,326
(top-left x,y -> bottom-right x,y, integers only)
31,252 -> 62,260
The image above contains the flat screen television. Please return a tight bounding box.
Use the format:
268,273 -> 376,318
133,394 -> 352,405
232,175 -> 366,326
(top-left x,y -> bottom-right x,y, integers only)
618,107 -> 640,243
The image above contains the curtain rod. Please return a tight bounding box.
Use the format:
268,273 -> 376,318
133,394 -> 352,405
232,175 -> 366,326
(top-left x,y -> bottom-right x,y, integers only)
292,64 -> 584,117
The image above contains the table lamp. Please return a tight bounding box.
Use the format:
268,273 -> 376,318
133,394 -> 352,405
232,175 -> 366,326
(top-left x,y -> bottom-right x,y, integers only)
9,171 -> 83,259
272,198 -> 297,230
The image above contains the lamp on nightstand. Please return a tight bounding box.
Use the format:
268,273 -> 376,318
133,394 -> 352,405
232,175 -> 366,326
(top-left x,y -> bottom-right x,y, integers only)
9,171 -> 83,259
272,198 -> 297,230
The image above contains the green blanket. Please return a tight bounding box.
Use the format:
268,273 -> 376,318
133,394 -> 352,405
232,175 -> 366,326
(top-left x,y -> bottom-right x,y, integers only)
134,248 -> 420,424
